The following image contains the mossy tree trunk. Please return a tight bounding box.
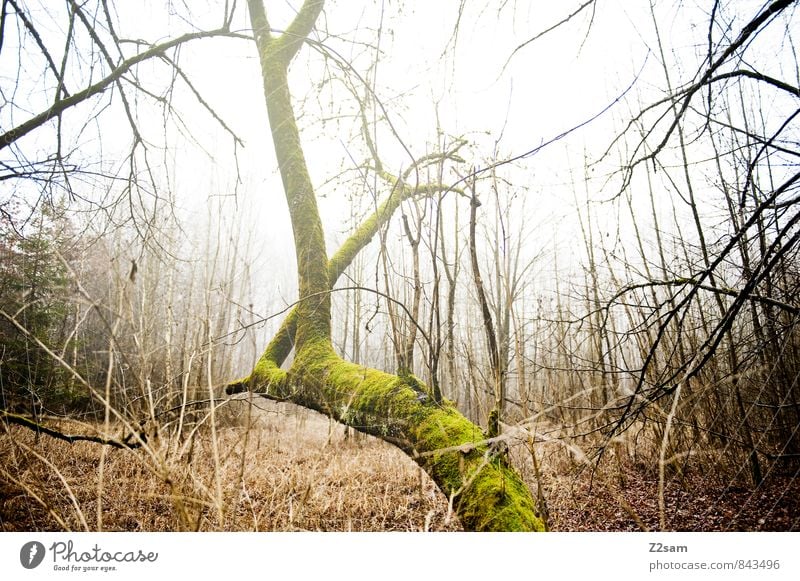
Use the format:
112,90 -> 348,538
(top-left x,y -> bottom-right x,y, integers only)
237,0 -> 544,531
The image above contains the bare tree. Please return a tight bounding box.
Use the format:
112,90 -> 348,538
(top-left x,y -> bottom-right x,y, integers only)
601,0 -> 800,477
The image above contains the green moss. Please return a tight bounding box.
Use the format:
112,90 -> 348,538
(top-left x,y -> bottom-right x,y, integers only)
412,407 -> 480,492
458,459 -> 545,532
328,190 -> 405,283
285,345 -> 545,531
487,408 -> 500,438
263,311 -> 298,366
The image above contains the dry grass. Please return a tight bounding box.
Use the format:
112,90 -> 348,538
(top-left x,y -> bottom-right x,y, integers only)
0,400 -> 459,531
511,428 -> 800,532
2,402 -> 798,532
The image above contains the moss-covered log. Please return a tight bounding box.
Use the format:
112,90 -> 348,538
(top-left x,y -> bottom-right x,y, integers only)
238,0 -> 545,531
232,341 -> 544,531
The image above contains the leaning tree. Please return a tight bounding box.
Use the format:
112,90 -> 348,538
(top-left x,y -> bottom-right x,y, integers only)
224,0 -> 544,532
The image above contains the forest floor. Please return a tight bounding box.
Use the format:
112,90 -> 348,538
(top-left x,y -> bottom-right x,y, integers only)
540,454 -> 800,531
1,400 -> 798,532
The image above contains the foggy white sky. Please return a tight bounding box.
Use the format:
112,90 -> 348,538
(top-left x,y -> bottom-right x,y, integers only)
3,0 -> 791,306
144,1 -> 659,261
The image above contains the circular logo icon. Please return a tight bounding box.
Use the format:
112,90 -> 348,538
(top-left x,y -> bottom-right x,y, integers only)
20,541 -> 46,569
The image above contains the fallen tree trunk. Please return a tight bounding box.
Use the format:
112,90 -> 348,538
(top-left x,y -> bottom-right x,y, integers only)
229,343 -> 544,531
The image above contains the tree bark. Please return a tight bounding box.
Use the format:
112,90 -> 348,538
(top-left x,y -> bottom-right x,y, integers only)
235,0 -> 544,531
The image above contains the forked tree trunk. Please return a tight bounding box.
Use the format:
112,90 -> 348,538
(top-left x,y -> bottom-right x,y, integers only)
234,0 -> 544,531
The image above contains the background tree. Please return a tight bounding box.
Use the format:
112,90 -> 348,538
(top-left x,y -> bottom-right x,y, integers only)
0,203 -> 85,413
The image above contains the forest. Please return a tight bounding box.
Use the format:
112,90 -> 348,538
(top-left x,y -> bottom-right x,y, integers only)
1,0 -> 799,532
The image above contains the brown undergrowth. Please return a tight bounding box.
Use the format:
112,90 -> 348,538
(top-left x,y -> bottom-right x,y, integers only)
0,400 -> 458,531
1,403 -> 798,531
543,461 -> 800,531
510,432 -> 800,532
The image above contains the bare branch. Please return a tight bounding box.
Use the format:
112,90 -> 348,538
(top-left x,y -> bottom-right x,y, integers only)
2,411 -> 144,449
502,0 -> 596,72
0,27 -> 247,150
6,0 -> 71,97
